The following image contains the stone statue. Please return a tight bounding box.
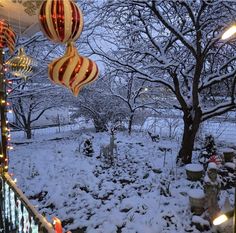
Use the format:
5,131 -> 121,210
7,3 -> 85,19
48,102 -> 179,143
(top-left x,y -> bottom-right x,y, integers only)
203,162 -> 221,221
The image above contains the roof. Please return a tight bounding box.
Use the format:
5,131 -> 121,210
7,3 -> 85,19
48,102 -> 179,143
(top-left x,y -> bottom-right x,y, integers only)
0,0 -> 42,37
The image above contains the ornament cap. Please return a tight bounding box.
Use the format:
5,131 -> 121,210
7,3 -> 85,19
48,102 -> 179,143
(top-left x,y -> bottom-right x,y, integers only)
18,47 -> 25,55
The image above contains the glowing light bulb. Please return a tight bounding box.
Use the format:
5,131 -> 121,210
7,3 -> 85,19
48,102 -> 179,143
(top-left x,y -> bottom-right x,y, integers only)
222,25 -> 236,40
7,146 -> 13,150
213,214 -> 228,225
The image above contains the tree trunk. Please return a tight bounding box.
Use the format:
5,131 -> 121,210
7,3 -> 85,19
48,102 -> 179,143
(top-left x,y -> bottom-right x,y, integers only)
128,113 -> 134,135
177,113 -> 201,164
93,118 -> 108,132
25,125 -> 32,139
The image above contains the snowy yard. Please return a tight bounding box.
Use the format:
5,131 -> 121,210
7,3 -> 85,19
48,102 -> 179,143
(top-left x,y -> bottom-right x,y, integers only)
9,125 -> 235,233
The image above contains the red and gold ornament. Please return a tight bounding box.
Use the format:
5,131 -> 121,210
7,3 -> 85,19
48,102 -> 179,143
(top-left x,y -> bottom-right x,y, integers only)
38,0 -> 83,43
48,43 -> 99,96
52,217 -> 63,233
0,19 -> 16,54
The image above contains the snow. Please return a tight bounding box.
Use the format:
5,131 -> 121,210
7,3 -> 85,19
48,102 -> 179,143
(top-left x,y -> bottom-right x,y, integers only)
143,116 -> 236,144
192,215 -> 210,226
8,122 -> 235,232
185,164 -> 203,172
224,162 -> 235,170
222,148 -> 235,153
207,162 -> 218,170
188,189 -> 205,199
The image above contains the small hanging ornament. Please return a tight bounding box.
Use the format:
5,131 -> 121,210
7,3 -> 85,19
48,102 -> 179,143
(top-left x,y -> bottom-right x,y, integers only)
48,43 -> 99,96
52,217 -> 63,233
38,0 -> 83,43
6,47 -> 35,78
0,19 -> 16,54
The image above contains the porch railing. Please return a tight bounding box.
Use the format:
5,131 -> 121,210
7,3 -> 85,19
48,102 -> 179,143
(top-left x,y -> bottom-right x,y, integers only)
0,172 -> 56,233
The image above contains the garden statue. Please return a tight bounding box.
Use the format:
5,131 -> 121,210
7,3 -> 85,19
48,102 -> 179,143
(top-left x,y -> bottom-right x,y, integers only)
203,162 -> 221,222
100,127 -> 118,166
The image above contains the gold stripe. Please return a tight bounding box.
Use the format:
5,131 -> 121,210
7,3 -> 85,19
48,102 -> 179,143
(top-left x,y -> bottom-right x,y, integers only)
64,0 -> 72,42
71,57 -> 89,89
46,0 -> 58,42
63,55 -> 79,86
73,62 -> 98,96
50,56 -> 68,84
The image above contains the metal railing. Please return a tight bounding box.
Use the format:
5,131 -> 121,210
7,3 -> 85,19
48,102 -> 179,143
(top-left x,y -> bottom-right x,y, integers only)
0,172 -> 56,233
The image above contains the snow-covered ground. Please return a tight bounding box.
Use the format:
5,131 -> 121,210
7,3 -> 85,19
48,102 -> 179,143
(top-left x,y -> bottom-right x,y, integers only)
9,123 -> 235,233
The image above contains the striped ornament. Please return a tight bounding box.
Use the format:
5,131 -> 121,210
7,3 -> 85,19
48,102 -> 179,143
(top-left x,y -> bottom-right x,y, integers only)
0,19 -> 16,54
6,48 -> 35,78
48,43 -> 99,96
39,0 -> 83,43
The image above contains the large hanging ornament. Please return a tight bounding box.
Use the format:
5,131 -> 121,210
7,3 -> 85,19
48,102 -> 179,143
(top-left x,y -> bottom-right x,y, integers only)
0,19 -> 16,54
6,48 -> 35,78
48,43 -> 99,96
38,0 -> 83,43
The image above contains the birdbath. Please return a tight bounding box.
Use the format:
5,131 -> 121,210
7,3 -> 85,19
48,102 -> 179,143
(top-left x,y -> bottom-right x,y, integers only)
185,164 -> 204,181
188,189 -> 205,215
222,148 -> 235,162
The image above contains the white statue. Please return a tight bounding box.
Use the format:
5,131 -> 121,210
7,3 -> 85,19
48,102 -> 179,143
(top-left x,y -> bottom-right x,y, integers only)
100,129 -> 118,166
204,162 -> 221,221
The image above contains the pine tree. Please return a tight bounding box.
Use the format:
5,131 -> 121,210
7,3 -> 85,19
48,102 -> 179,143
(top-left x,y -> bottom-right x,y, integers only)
204,135 -> 216,157
199,135 -> 217,167
83,138 -> 94,157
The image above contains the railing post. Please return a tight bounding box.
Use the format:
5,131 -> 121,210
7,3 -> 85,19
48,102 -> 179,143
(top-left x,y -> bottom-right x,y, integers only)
0,178 -> 4,231
0,48 -> 5,233
0,48 -> 8,173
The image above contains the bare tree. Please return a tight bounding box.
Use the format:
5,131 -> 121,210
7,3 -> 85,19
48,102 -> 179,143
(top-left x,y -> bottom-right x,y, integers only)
105,70 -> 160,134
71,76 -> 126,132
90,0 -> 236,164
9,81 -> 65,139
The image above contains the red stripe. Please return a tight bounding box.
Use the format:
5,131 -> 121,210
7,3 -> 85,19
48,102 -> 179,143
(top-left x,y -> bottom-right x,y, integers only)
52,0 -> 58,40
58,58 -> 71,82
39,2 -> 54,41
49,59 -> 61,82
69,56 -> 82,85
56,0 -> 65,42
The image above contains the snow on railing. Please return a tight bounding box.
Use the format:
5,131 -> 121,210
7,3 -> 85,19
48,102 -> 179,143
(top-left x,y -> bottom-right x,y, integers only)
0,172 -> 56,233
